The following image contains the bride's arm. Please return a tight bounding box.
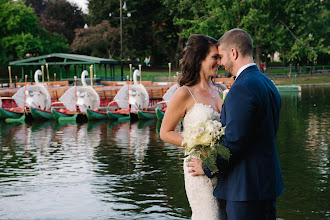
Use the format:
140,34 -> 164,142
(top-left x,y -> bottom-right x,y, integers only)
160,87 -> 190,147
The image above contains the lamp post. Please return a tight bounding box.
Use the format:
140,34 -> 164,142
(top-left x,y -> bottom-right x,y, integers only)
110,1 -> 131,81
120,0 -> 123,80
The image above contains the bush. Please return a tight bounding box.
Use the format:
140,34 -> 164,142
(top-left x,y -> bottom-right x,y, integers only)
268,62 -> 283,67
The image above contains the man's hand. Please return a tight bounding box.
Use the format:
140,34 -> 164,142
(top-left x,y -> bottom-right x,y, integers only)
187,158 -> 205,176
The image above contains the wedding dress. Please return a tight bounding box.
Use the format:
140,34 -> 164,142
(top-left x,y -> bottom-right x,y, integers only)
183,87 -> 225,220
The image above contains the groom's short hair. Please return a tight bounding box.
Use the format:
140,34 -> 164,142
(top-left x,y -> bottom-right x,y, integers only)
218,28 -> 253,58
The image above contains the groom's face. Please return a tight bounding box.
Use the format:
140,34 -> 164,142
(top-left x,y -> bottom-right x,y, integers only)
218,45 -> 234,76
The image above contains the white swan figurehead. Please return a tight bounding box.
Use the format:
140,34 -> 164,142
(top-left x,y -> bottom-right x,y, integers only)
59,70 -> 100,113
34,69 -> 42,84
162,83 -> 179,102
13,69 -> 51,110
81,70 -> 89,86
133,69 -> 140,85
114,69 -> 149,110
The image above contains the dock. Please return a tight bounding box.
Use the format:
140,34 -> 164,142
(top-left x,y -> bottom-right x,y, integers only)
276,85 -> 302,92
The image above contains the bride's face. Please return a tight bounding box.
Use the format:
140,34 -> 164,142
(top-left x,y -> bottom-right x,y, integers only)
200,46 -> 219,78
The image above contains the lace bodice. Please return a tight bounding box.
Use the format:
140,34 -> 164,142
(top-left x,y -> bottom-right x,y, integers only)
183,103 -> 220,129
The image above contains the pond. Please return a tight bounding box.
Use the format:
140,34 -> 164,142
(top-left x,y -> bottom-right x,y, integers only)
0,86 -> 329,219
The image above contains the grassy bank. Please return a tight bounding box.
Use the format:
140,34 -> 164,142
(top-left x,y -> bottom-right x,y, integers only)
1,63 -> 329,86
270,74 -> 330,85
141,69 -> 330,86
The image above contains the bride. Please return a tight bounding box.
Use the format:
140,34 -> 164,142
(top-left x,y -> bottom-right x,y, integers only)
160,34 -> 226,219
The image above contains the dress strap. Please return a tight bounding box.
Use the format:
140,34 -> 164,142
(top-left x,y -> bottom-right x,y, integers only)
185,86 -> 197,103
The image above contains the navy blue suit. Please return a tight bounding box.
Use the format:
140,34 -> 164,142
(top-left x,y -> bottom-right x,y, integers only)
203,65 -> 284,219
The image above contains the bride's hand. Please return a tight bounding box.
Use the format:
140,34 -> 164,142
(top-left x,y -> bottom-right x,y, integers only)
187,158 -> 205,176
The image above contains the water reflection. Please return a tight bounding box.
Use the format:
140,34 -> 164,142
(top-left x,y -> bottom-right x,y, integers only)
0,86 -> 329,219
276,86 -> 330,219
95,120 -> 188,219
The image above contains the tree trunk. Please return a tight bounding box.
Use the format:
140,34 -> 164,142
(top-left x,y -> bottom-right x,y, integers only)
173,35 -> 184,68
282,51 -> 287,66
255,43 -> 261,70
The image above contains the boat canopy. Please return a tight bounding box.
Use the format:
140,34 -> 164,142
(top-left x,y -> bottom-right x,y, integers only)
9,53 -> 120,84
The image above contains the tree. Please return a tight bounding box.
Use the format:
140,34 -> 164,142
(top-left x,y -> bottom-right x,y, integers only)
174,0 -> 281,68
40,0 -> 86,44
160,0 -> 207,67
0,0 -> 69,64
276,0 -> 329,65
0,0 -> 43,62
71,21 -> 120,59
24,0 -> 46,17
174,0 -> 329,67
87,0 -> 184,66
124,0 -> 181,65
80,0 -> 330,67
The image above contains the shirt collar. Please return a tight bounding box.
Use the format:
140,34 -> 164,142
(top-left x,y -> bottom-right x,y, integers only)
235,63 -> 256,81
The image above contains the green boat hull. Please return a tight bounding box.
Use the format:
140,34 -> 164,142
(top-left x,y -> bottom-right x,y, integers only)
86,108 -> 108,120
0,107 -> 23,119
155,108 -> 165,120
5,114 -> 26,123
51,108 -> 78,122
107,111 -> 130,120
30,107 -> 54,120
118,115 -> 131,122
107,111 -> 138,122
58,114 -> 78,122
137,110 -> 157,120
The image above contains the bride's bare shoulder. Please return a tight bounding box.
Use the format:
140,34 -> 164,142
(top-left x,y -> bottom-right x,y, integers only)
172,86 -> 192,100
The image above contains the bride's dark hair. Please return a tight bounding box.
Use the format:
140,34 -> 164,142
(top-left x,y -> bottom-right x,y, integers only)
178,34 -> 218,86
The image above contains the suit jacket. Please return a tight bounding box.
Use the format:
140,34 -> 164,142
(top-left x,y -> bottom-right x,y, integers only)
203,65 -> 284,201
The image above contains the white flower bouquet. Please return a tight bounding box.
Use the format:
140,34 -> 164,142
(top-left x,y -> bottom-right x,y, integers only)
182,118 -> 230,173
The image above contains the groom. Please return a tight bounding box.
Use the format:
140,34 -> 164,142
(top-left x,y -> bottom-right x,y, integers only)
188,28 -> 284,219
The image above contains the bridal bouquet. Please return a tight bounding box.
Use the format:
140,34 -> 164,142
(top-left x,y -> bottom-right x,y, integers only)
182,119 -> 230,173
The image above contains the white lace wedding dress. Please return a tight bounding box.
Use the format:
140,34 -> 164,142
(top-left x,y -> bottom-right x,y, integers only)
183,100 -> 225,220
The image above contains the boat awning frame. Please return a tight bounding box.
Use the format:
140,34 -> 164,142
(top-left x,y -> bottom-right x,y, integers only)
9,53 -> 119,66
8,53 -> 120,82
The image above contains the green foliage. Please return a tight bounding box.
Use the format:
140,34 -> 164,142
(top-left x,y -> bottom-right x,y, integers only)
40,0 -> 86,44
201,140 -> 231,174
272,0 -> 329,63
39,30 -> 70,54
1,0 -> 328,67
172,0 -> 329,66
71,21 -> 119,59
86,0 -> 183,66
0,0 -> 69,64
0,0 -> 42,62
1,33 -> 43,58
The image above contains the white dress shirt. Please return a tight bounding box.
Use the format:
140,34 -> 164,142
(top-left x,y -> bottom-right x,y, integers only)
235,63 -> 256,81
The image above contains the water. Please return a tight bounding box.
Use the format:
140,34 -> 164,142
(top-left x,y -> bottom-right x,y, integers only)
276,86 -> 330,219
0,86 -> 329,219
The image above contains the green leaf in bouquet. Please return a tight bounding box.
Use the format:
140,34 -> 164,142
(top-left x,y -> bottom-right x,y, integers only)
195,145 -> 202,151
215,143 -> 231,160
203,155 -> 219,173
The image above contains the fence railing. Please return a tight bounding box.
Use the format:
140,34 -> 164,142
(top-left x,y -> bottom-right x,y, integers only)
265,66 -> 329,78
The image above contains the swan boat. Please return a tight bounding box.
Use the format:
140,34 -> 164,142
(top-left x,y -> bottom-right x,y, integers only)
108,69 -> 149,121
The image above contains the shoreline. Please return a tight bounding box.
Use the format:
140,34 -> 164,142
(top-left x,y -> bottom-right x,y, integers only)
276,83 -> 330,87
298,83 -> 330,87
